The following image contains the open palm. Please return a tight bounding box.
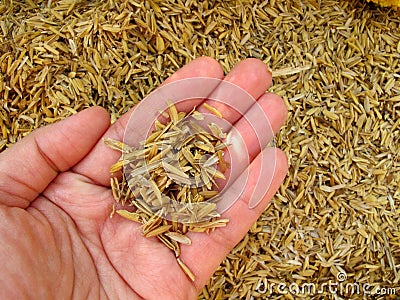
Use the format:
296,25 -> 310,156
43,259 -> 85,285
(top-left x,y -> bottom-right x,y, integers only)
0,57 -> 288,300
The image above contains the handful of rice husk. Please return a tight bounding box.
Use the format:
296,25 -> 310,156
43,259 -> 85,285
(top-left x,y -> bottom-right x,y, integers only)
105,102 -> 230,281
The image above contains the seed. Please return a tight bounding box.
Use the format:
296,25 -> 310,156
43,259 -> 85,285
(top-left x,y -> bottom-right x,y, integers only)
157,234 -> 180,254
202,103 -> 223,118
162,161 -> 190,179
177,258 -> 195,282
165,231 -> 192,245
104,138 -> 132,153
110,177 -> 120,202
145,224 -> 172,238
116,210 -> 142,223
167,100 -> 179,123
209,123 -> 226,139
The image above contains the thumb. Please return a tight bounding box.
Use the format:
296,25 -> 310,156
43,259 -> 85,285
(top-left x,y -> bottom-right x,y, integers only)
0,106 -> 110,208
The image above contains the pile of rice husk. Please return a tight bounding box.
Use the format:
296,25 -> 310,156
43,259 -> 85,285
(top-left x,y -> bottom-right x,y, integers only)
1,0 -> 399,299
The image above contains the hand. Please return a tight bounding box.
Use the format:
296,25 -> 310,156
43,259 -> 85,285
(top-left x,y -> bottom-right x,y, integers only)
0,57 -> 288,299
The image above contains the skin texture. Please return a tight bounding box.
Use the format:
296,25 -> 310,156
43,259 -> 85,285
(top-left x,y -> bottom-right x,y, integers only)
0,57 -> 288,300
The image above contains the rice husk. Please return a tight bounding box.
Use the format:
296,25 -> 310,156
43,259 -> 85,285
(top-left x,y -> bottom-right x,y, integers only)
1,1 -> 399,299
